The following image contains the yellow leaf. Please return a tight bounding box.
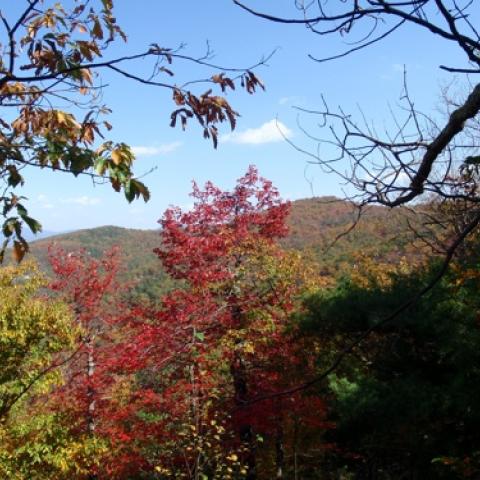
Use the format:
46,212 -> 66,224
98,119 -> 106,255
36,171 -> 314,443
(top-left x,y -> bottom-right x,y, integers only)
111,149 -> 122,165
56,111 -> 67,124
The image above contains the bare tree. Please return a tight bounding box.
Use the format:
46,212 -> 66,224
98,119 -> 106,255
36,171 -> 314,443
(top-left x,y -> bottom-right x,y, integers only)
233,0 -> 480,228
232,0 -> 480,397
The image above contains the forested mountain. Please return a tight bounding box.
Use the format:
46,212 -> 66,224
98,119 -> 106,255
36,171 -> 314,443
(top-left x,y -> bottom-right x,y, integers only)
284,197 -> 416,270
28,197 -> 417,299
29,225 -> 174,301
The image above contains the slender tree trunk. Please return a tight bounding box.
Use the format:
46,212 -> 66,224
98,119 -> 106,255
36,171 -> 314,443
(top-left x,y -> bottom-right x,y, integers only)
231,347 -> 257,480
87,343 -> 95,435
293,420 -> 299,480
86,338 -> 97,480
275,423 -> 284,479
231,229 -> 257,479
189,351 -> 200,480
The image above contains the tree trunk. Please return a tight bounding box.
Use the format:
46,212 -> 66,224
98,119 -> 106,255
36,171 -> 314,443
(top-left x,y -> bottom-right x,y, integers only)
231,350 -> 256,480
293,420 -> 299,480
189,359 -> 200,480
86,338 -> 97,480
275,424 -> 284,479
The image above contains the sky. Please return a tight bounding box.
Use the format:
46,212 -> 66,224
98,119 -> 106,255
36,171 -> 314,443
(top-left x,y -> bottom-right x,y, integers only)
14,0 -> 476,232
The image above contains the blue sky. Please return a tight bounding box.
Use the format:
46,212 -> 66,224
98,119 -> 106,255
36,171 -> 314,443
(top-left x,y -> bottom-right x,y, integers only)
19,1 -> 472,232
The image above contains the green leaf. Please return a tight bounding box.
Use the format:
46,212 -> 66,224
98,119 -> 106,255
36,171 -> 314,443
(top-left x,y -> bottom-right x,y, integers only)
95,157 -> 107,175
124,179 -> 151,203
16,204 -> 28,217
21,215 -> 42,234
69,151 -> 93,176
2,218 -> 17,238
131,179 -> 150,202
124,179 -> 135,203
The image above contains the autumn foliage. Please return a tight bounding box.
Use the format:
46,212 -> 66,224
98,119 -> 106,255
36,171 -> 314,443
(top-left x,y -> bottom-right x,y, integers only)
3,166 -> 480,478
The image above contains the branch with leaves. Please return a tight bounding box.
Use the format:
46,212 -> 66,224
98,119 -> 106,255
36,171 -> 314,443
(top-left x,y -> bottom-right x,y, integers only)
0,0 -> 267,262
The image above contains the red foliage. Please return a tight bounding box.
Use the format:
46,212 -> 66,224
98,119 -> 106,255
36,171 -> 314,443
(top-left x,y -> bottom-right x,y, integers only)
45,167 -> 329,477
48,247 -> 164,479
136,166 -> 328,475
48,246 -> 124,429
155,165 -> 290,286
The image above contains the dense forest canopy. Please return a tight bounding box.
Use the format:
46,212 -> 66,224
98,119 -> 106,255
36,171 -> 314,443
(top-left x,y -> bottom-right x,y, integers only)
1,1 -> 480,479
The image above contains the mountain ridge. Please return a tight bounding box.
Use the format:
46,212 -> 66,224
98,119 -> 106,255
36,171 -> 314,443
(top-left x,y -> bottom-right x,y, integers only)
28,196 -> 415,299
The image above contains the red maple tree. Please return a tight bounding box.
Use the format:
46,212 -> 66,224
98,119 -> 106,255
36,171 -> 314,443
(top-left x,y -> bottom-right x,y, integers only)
45,168 -> 330,478
129,166 -> 328,478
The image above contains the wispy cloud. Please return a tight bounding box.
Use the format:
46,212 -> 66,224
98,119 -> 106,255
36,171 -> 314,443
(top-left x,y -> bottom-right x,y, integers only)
62,196 -> 101,206
278,96 -> 304,106
221,119 -> 292,145
132,142 -> 182,157
37,194 -> 54,209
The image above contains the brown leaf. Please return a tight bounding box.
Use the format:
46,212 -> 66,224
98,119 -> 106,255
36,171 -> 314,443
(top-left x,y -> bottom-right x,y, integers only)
12,240 -> 26,263
210,126 -> 218,149
173,89 -> 185,106
81,68 -> 93,85
92,19 -> 104,40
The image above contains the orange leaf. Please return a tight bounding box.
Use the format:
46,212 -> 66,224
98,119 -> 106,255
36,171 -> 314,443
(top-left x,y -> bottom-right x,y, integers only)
12,241 -> 26,263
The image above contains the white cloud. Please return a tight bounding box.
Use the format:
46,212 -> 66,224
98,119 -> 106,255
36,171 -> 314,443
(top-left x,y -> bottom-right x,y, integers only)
221,119 -> 293,145
62,196 -> 101,206
37,194 -> 54,209
279,96 -> 293,105
132,142 -> 182,157
396,172 -> 411,186
278,96 -> 304,106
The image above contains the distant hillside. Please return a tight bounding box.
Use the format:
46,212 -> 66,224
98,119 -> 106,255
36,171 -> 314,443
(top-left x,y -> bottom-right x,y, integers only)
29,197 -> 418,300
286,197 -> 416,270
30,226 -> 173,301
